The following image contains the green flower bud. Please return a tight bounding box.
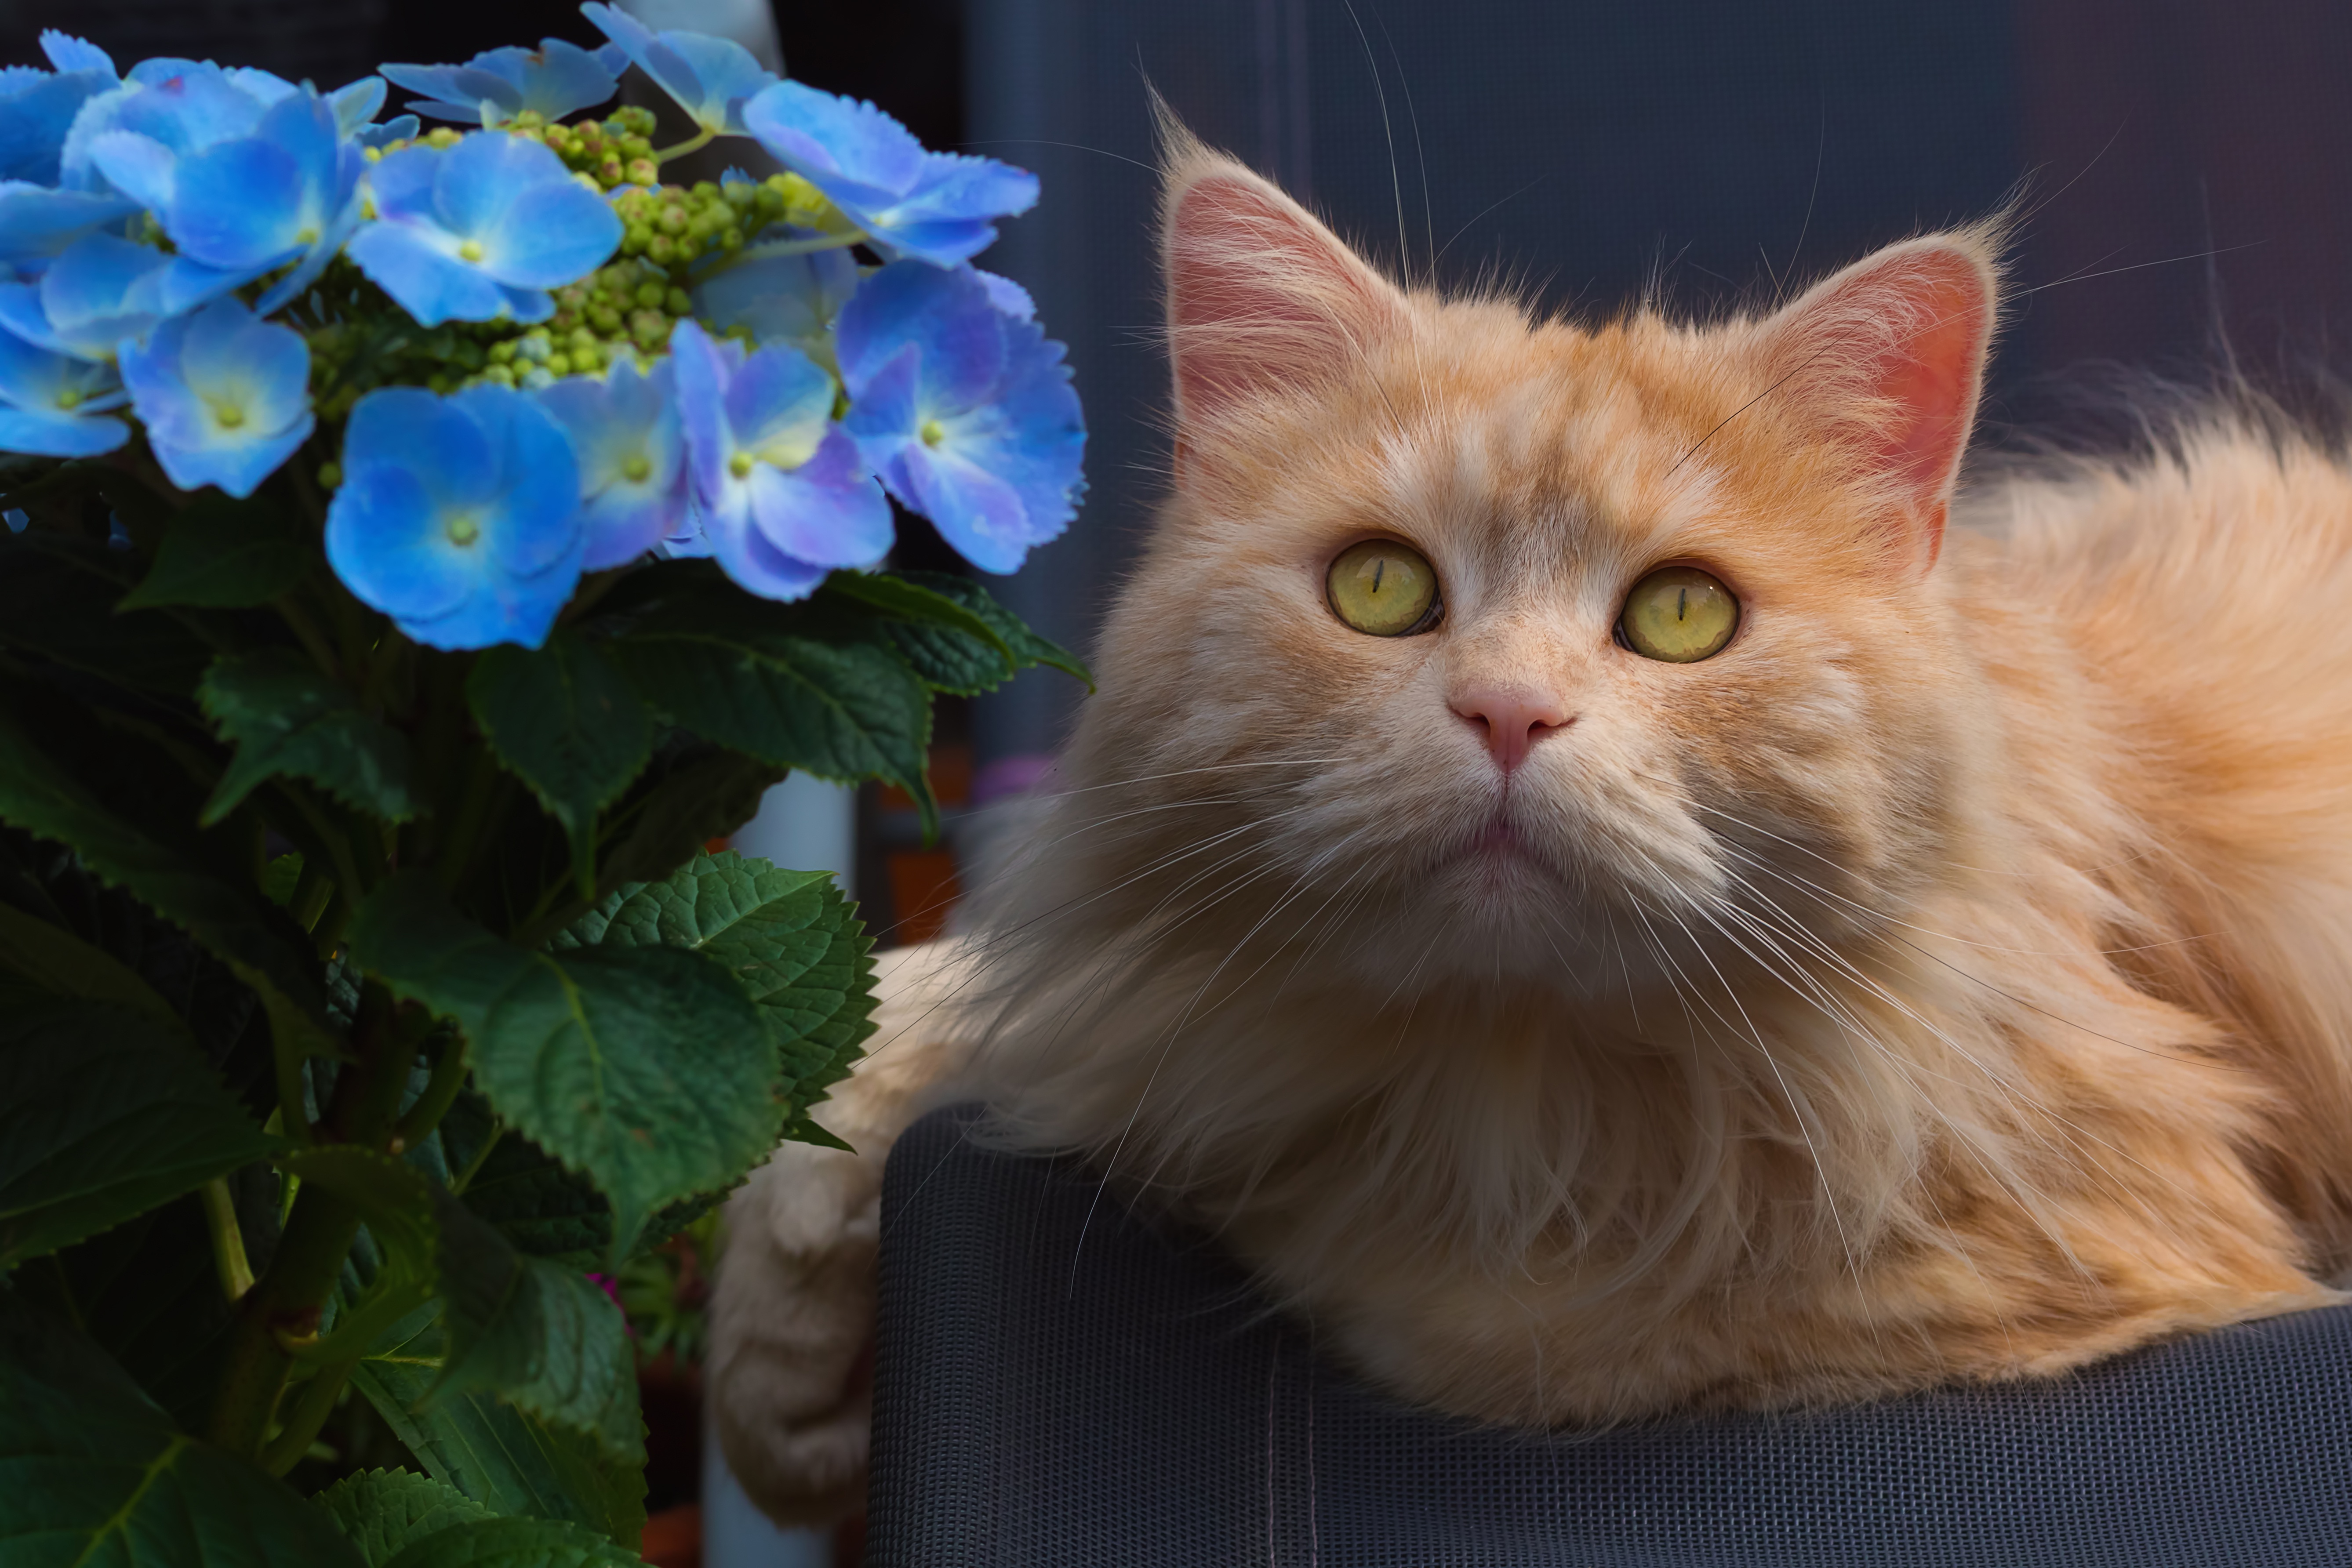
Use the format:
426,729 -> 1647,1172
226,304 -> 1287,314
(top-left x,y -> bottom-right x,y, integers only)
626,157 -> 658,186
545,352 -> 572,376
647,235 -> 677,265
480,363 -> 516,387
665,287 -> 692,316
316,462 -> 342,488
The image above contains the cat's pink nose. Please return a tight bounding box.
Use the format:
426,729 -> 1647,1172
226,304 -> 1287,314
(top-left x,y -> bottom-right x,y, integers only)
1450,686 -> 1570,772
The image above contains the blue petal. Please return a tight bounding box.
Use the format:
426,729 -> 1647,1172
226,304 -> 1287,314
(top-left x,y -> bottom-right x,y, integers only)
0,183 -> 138,269
840,342 -> 919,475
166,136 -> 307,269
346,221 -> 514,326
453,383 -> 582,581
477,175 -> 622,288
741,82 -> 923,201
85,129 -> 176,210
147,410 -> 312,496
537,356 -> 685,569
690,240 -> 855,360
326,458 -> 476,620
0,404 -> 127,456
380,61 -> 519,123
727,341 -> 835,467
0,312 -> 118,410
0,63 -> 112,185
668,319 -> 736,505
709,505 -> 828,601
582,3 -> 771,133
835,259 -> 1005,414
179,296 -> 311,435
61,67 -> 265,190
506,39 -> 623,121
897,153 -> 1039,225
429,130 -> 542,237
330,76 -> 387,136
40,33 -> 115,78
745,426 -> 892,568
362,143 -> 439,216
860,217 -> 1001,268
356,114 -> 418,150
344,384 -> 494,508
974,269 -> 1035,321
890,441 -> 1033,573
32,232 -> 171,359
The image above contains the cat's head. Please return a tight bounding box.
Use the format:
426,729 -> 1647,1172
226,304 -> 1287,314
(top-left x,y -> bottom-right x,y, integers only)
1000,134 -> 2007,1004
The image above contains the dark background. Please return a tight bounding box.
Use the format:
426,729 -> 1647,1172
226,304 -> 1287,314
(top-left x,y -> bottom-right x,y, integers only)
7,0 -> 2349,771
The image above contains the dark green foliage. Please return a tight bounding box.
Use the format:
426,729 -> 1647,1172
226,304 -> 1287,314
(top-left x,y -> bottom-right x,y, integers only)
0,1293 -> 367,1567
120,496 -> 313,610
200,651 -> 423,825
0,996 -> 277,1268
0,459 -> 1078,1560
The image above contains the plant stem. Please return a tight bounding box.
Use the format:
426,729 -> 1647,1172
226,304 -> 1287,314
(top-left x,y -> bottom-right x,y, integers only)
391,1027 -> 467,1151
448,1123 -> 502,1196
653,126 -> 716,163
204,987 -> 414,1461
200,1178 -> 255,1302
692,230 -> 865,283
257,1362 -> 352,1477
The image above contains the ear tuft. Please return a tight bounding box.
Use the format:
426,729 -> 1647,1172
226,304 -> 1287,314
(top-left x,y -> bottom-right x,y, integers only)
1160,131 -> 1407,434
1757,232 -> 1999,573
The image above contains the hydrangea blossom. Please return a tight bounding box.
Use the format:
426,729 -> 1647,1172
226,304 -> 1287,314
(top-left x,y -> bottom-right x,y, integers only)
582,3 -> 773,136
838,261 -> 1083,573
346,133 -> 621,326
689,240 -> 855,367
325,385 -> 585,649
742,81 -> 1036,266
0,321 -> 127,456
120,298 -> 313,497
669,319 -> 891,600
535,356 -> 687,568
0,31 -> 117,185
382,40 -> 628,127
59,61 -> 269,193
87,86 -> 364,314
0,232 -> 170,360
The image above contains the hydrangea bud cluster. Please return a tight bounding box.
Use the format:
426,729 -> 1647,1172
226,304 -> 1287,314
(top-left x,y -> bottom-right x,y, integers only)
0,5 -> 1085,650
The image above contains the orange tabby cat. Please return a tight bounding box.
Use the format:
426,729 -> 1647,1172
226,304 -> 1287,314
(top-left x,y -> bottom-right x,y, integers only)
709,128 -> 2352,1523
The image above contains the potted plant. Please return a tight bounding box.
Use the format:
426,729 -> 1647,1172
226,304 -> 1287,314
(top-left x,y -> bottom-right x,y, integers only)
0,10 -> 1084,1562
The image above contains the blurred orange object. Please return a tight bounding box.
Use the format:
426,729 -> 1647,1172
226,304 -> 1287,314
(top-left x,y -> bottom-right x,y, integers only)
641,1502 -> 702,1568
877,742 -> 973,811
886,849 -> 960,944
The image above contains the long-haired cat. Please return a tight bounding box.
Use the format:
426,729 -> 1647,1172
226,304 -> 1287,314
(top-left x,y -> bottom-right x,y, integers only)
708,127 -> 2352,1524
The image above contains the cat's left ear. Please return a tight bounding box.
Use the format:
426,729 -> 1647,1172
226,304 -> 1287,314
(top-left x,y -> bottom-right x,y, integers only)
1753,234 -> 1998,575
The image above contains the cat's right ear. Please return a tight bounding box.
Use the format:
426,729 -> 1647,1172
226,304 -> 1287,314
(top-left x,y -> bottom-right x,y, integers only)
1160,130 -> 1407,466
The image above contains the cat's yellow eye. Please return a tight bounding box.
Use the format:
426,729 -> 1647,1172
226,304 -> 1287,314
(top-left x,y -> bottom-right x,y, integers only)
1618,566 -> 1739,663
1327,539 -> 1440,636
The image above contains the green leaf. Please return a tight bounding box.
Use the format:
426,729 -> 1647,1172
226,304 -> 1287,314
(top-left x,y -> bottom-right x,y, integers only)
118,495 -> 309,610
379,1514 -> 643,1568
0,1293 -> 366,1567
0,895 -> 185,1029
892,569 -> 1093,688
562,849 -> 877,1134
200,649 -> 423,827
349,1320 -> 645,1551
287,1146 -> 640,1463
0,529 -> 220,693
0,997 -> 277,1270
593,746 -> 781,895
312,1468 -> 494,1565
348,873 -> 776,1260
608,595 -> 937,830
0,702 -> 334,1052
822,568 -> 1016,667
467,633 -> 653,899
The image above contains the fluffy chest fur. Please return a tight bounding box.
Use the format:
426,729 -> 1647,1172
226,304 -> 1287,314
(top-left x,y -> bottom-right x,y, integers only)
953,140 -> 2352,1425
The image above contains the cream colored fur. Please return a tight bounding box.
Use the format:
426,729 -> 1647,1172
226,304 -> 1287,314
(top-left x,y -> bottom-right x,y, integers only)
711,137 -> 2352,1522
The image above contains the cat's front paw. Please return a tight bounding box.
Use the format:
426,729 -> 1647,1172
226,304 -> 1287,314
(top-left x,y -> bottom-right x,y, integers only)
709,1135 -> 885,1526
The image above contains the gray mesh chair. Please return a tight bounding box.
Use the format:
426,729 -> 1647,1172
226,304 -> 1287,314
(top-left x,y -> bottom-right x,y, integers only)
867,1106 -> 2352,1567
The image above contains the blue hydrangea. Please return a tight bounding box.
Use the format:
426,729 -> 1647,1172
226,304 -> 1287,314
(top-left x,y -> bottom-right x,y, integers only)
838,261 -> 1083,573
689,239 -> 856,367
669,319 -> 892,601
581,3 -> 773,136
0,232 -> 170,361
0,185 -> 138,275
59,61 -> 269,194
0,320 -> 128,456
535,355 -> 686,569
382,39 -> 628,127
0,31 -> 116,185
347,132 -> 621,327
120,297 -> 313,497
325,384 -> 585,650
741,82 -> 1036,267
86,86 -> 364,315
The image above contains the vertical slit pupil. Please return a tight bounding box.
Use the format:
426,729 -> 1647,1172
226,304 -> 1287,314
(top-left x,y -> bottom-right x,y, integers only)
1676,588 -> 1688,621
1372,559 -> 1386,593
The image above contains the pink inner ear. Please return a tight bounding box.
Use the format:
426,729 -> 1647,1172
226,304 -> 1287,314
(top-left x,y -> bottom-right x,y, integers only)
1860,255 -> 1991,501
1166,172 -> 1399,423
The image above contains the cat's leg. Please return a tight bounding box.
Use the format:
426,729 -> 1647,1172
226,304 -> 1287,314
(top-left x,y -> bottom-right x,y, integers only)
707,940 -> 975,1526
